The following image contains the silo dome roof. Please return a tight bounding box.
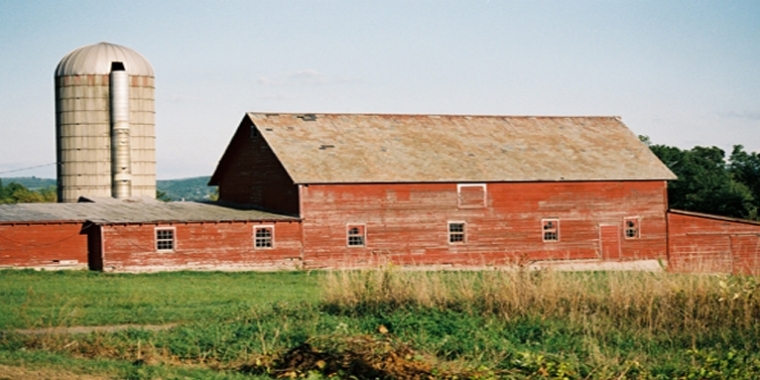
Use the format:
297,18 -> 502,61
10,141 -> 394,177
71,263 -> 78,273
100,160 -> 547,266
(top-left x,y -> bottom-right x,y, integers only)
55,42 -> 154,77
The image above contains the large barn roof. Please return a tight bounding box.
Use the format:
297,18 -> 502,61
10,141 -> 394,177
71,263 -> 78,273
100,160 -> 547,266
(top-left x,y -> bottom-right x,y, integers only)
221,113 -> 676,184
0,198 -> 296,225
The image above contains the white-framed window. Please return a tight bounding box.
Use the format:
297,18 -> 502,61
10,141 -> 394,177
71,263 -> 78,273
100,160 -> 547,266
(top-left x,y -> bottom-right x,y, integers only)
254,225 -> 274,249
457,184 -> 487,208
347,224 -> 366,247
155,227 -> 176,252
624,217 -> 640,239
542,219 -> 559,242
448,221 -> 466,244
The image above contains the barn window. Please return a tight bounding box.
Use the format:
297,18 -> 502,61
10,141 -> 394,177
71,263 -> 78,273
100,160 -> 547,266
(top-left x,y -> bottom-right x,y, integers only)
542,219 -> 559,242
624,217 -> 640,239
347,224 -> 366,247
448,222 -> 466,244
254,226 -> 274,248
155,228 -> 175,251
457,184 -> 486,208
250,125 -> 258,138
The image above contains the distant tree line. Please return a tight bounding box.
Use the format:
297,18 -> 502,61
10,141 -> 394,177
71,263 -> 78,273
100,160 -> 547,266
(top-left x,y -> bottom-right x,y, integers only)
643,136 -> 760,220
0,179 -> 56,204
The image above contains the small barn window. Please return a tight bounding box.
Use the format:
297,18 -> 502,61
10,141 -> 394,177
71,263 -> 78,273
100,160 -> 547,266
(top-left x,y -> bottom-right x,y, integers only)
155,228 -> 175,251
347,224 -> 366,247
254,226 -> 274,249
457,184 -> 486,208
624,217 -> 640,239
250,125 -> 258,139
542,219 -> 559,242
448,222 -> 466,244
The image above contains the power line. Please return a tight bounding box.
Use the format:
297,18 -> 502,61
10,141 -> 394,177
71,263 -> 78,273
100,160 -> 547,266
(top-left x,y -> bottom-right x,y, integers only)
0,162 -> 57,176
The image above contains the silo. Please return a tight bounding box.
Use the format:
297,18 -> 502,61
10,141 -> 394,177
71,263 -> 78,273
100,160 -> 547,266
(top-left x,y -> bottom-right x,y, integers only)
55,42 -> 156,202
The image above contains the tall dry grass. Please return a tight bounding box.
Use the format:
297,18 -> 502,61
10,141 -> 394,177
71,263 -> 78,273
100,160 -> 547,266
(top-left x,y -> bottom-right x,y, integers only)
322,266 -> 760,337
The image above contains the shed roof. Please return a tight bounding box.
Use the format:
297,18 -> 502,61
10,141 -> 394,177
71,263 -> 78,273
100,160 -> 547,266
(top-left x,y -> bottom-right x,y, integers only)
218,113 -> 676,184
0,198 -> 296,225
668,209 -> 760,226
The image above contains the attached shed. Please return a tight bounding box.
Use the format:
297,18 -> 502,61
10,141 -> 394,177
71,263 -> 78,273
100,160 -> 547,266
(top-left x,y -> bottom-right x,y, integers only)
0,203 -> 94,269
668,209 -> 760,275
0,198 -> 302,272
210,113 -> 677,267
84,198 -> 302,272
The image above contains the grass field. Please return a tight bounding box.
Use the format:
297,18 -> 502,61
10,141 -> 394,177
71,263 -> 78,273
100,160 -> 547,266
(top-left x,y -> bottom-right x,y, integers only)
0,270 -> 321,329
1,268 -> 759,379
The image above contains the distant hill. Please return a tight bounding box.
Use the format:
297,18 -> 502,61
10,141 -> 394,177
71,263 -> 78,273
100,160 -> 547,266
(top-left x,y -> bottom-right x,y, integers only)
157,176 -> 215,201
0,176 -> 215,202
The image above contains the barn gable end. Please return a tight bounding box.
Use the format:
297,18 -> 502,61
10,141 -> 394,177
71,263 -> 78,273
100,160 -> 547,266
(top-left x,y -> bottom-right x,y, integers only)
209,116 -> 300,215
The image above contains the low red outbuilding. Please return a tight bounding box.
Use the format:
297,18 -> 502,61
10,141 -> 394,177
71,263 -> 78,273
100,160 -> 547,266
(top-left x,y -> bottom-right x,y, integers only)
0,203 -> 98,269
0,198 -> 301,271
668,209 -> 760,275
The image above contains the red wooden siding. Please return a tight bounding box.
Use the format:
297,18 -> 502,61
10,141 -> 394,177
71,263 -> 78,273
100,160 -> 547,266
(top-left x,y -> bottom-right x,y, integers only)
100,220 -> 302,271
299,181 -> 669,267
212,117 -> 299,215
667,211 -> 760,275
0,223 -> 89,269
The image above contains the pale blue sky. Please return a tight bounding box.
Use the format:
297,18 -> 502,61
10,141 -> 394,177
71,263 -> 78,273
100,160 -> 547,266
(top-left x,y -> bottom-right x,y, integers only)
1,0 -> 758,179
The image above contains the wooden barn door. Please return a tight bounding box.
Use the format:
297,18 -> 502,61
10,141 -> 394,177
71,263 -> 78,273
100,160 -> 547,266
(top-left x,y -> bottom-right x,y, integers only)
86,224 -> 104,271
599,224 -> 621,260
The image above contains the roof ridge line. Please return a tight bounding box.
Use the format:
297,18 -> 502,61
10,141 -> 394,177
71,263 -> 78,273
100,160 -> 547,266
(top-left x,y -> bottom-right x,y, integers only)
246,112 -> 621,119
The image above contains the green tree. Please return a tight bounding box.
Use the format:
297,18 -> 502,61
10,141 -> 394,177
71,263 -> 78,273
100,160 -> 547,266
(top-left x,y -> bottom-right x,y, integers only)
36,186 -> 57,202
0,180 -> 57,204
728,145 -> 760,211
208,187 -> 219,202
156,190 -> 172,202
0,179 -> 6,203
648,142 -> 757,220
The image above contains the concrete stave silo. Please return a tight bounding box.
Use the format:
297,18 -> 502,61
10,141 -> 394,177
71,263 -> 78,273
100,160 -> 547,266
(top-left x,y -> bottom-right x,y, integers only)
55,42 -> 156,202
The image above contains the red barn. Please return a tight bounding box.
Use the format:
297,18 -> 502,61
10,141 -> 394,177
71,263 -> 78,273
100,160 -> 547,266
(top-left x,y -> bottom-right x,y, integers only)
4,112 -> 760,274
210,113 -> 677,267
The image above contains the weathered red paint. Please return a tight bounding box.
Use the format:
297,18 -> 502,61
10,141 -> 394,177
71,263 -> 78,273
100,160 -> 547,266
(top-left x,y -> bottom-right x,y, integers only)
211,117 -> 299,215
667,211 -> 760,275
298,181 -> 669,267
99,220 -> 302,271
208,114 -> 672,269
0,222 -> 89,269
9,169 -> 760,274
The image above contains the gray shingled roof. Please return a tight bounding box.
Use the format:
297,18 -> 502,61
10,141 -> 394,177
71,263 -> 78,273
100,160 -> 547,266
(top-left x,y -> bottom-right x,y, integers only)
0,198 -> 296,224
245,113 -> 677,184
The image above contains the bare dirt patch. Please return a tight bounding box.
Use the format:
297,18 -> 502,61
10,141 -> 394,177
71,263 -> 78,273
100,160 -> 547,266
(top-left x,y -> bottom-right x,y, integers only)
0,364 -> 110,380
11,323 -> 176,336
